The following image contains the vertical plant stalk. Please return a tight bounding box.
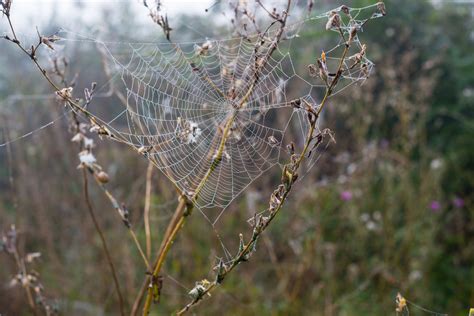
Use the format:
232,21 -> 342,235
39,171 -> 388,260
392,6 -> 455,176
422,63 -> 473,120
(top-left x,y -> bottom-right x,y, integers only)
139,3 -> 293,314
91,175 -> 150,270
82,169 -> 125,316
144,161 -> 154,260
140,195 -> 191,315
12,248 -> 37,315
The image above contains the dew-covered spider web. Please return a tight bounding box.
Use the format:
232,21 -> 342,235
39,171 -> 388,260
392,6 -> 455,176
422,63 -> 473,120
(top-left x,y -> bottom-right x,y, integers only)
57,3 -> 382,218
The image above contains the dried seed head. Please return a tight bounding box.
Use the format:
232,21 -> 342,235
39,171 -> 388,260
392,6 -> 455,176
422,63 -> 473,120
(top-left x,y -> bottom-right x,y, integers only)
56,87 -> 73,99
1,0 -> 12,15
78,150 -> 96,167
290,98 -> 301,108
317,59 -> 329,83
96,171 -> 110,184
377,2 -> 386,16
1,225 -> 16,254
325,11 -> 341,30
395,293 -> 407,312
25,252 -> 41,263
138,146 -> 150,155
41,35 -> 60,50
307,0 -> 314,13
71,133 -> 83,143
267,135 -> 279,147
188,284 -> 205,300
361,63 -> 369,78
340,5 -> 350,15
286,142 -> 295,155
195,40 -> 212,56
349,44 -> 367,63
348,26 -> 358,44
308,63 -> 318,77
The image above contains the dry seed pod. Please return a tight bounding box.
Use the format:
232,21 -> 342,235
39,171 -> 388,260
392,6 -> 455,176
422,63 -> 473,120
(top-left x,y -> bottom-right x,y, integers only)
348,26 -> 358,44
340,5 -> 350,15
56,87 -> 73,99
308,64 -> 318,77
377,2 -> 386,16
317,59 -> 328,83
325,11 -> 341,30
395,293 -> 407,312
96,171 -> 110,184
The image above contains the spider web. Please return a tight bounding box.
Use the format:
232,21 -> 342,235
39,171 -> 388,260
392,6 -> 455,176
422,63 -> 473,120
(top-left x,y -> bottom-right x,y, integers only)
58,3 -> 380,218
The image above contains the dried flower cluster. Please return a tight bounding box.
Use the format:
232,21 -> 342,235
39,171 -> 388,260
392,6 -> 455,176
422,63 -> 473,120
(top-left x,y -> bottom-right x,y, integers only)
1,225 -> 58,315
0,0 -> 12,16
143,0 -> 172,41
175,117 -> 202,144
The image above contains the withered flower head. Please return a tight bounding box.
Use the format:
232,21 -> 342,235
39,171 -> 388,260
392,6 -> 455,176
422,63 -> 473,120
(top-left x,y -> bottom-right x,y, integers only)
325,11 -> 341,30
340,5 -> 350,15
395,293 -> 407,313
96,171 -> 110,184
348,26 -> 358,44
307,63 -> 318,77
317,58 -> 329,83
41,35 -> 60,51
56,87 -> 73,100
1,0 -> 12,15
377,2 -> 386,16
195,40 -> 213,56
290,98 -> 301,109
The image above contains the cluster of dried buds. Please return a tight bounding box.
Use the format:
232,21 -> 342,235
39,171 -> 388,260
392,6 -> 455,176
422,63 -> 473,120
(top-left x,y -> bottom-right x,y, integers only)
188,279 -> 211,300
395,292 -> 407,313
144,0 -> 172,41
194,40 -> 213,56
0,0 -> 12,16
326,11 -> 341,31
1,224 -> 17,254
310,1 -> 385,85
307,51 -> 332,86
72,114 -> 133,228
1,225 -> 58,314
175,117 -> 202,144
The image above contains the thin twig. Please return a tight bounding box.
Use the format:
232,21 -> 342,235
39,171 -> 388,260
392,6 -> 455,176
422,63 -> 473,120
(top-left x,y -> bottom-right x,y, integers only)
144,161 -> 154,260
82,169 -> 125,316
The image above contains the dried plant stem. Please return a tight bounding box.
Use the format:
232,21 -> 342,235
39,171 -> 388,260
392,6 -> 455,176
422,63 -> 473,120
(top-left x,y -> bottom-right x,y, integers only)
142,52 -> 269,316
82,169 -> 125,316
12,249 -> 37,315
140,195 -> 191,315
93,177 -> 150,270
131,194 -> 190,316
140,4 -> 292,314
131,280 -> 147,316
176,117 -> 316,315
140,41 -> 252,316
144,161 -> 154,260
176,25 -> 353,313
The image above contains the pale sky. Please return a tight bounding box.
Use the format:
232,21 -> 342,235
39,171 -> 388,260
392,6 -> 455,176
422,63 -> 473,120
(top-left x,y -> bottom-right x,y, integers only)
4,0 -> 214,36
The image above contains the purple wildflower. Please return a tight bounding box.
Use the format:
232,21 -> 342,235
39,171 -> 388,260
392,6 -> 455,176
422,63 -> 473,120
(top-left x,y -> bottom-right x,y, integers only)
452,197 -> 464,208
429,200 -> 441,212
340,190 -> 353,201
